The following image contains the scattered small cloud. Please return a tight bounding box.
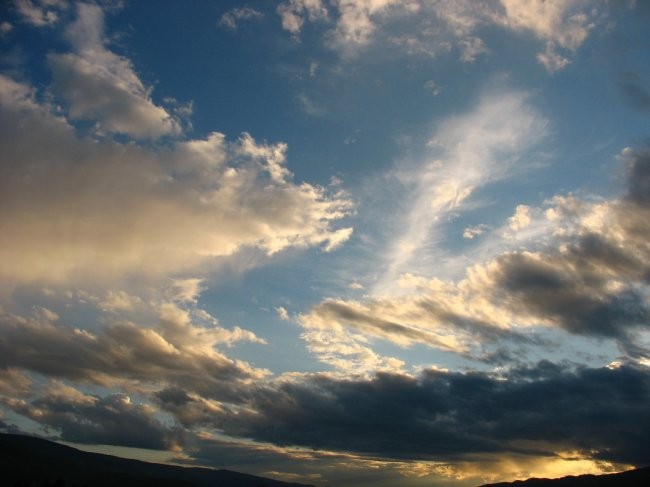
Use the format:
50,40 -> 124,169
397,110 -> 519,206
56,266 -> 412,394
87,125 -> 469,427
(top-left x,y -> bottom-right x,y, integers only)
463,224 -> 488,239
277,0 -> 328,36
0,21 -> 13,35
508,204 -> 532,231
14,0 -> 66,27
423,79 -> 443,96
219,7 -> 264,30
275,306 -> 290,321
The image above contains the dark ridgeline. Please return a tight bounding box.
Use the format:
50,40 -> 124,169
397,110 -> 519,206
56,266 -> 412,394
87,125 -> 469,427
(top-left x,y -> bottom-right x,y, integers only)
479,465 -> 650,487
0,433 -> 314,487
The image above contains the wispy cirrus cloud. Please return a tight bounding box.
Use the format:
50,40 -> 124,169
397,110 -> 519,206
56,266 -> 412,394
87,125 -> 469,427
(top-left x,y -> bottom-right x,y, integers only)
379,87 -> 547,289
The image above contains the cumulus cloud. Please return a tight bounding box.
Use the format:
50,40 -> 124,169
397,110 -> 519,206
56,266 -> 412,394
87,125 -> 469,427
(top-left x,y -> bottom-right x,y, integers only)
47,3 -> 180,139
0,74 -> 352,287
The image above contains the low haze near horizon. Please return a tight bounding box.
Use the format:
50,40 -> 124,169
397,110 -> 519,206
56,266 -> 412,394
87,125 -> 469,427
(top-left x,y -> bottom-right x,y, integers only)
1,1 -> 650,486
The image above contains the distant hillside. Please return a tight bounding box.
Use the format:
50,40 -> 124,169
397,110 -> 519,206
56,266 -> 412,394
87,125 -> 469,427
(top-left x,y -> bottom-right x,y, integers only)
479,465 -> 650,487
0,433 -> 315,487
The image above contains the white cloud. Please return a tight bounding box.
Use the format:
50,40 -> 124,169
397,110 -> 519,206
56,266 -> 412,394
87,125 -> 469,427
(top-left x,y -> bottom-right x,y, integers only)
219,7 -> 264,30
497,0 -> 592,50
423,79 -> 443,96
328,0 -> 403,50
299,176 -> 650,366
0,75 -> 353,287
275,306 -> 290,321
537,42 -> 571,72
15,0 -> 65,27
463,224 -> 488,239
458,35 -> 489,62
508,204 -> 532,231
48,3 -> 180,139
379,88 -> 547,289
277,0 -> 328,35
277,0 -> 600,69
168,278 -> 204,304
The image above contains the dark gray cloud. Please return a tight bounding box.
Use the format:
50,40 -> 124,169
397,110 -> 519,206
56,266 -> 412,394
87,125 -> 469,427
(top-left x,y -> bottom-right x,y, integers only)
197,363 -> 650,465
490,247 -> 649,339
487,146 -> 650,342
5,389 -> 185,450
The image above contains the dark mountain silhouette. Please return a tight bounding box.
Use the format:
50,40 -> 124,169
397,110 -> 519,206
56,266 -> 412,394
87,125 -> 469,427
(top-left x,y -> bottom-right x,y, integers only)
479,465 -> 650,487
0,433 -> 315,487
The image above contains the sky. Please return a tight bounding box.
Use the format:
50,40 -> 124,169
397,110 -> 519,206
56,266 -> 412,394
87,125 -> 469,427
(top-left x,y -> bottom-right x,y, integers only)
1,1 -> 649,486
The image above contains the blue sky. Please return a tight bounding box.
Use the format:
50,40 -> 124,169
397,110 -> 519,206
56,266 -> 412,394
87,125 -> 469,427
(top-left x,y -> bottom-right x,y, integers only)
1,1 -> 650,486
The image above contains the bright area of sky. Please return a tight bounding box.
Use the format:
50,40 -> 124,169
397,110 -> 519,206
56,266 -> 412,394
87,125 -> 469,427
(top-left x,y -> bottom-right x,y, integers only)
1,1 -> 650,486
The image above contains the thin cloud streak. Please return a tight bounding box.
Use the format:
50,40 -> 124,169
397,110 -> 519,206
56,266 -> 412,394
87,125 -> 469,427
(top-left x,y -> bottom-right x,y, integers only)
377,88 -> 547,292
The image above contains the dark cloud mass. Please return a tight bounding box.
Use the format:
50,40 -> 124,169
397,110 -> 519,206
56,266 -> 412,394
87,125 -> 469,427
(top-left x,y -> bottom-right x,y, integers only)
198,363 -> 650,465
5,390 -> 184,450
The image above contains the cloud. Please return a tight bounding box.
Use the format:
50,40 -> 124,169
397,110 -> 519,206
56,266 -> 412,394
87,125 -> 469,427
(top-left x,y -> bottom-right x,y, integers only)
0,303 -> 267,400
300,145 -> 650,366
47,3 -> 179,139
380,88 -> 547,287
0,368 -> 32,397
508,204 -> 532,230
423,79 -> 443,96
276,0 -> 600,68
275,306 -> 290,321
0,21 -> 13,35
463,223 -> 488,239
0,75 -> 352,287
328,0 -> 405,51
277,0 -> 328,35
14,0 -> 66,27
4,384 -> 185,450
219,7 -> 264,30
193,362 -> 650,466
497,0 -> 593,50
